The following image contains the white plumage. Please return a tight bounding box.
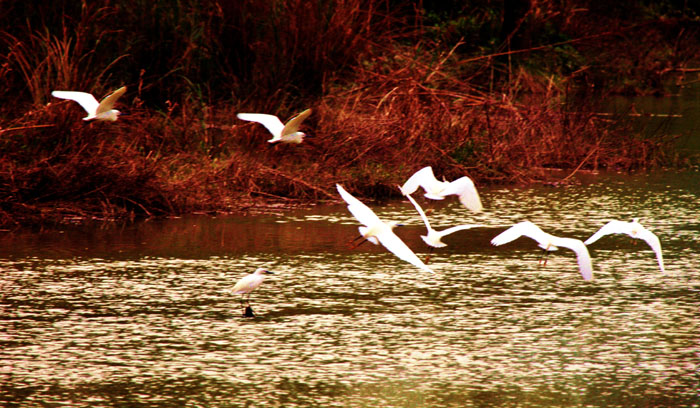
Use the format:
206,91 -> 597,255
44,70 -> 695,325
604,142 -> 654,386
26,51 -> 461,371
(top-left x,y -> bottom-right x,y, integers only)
400,166 -> 483,212
232,268 -> 274,306
585,218 -> 664,272
237,108 -> 311,143
491,221 -> 593,281
405,193 -> 482,249
337,184 -> 434,274
51,86 -> 126,121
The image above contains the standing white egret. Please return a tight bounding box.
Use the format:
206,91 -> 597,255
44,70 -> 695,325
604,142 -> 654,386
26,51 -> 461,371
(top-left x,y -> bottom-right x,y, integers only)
399,166 -> 483,212
584,218 -> 664,272
405,193 -> 482,262
232,268 -> 275,316
337,184 -> 434,274
51,86 -> 126,122
490,221 -> 593,281
236,108 -> 311,144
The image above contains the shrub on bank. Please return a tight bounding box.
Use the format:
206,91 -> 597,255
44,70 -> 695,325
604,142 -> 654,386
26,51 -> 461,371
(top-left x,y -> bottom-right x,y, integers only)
0,1 -> 695,226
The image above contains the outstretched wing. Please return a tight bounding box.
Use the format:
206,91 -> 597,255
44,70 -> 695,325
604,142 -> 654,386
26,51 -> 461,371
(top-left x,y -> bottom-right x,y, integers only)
636,228 -> 664,272
237,113 -> 285,138
51,91 -> 100,115
491,221 -> 547,247
439,224 -> 482,238
376,229 -> 434,274
400,166 -> 438,196
405,193 -> 432,232
96,86 -> 126,114
441,176 -> 483,212
584,220 -> 629,245
281,108 -> 311,136
555,237 -> 593,281
336,184 -> 381,227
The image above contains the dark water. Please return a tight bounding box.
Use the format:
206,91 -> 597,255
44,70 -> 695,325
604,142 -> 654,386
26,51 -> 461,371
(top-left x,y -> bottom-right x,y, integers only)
606,82 -> 700,154
1,169 -> 698,407
2,84 -> 700,408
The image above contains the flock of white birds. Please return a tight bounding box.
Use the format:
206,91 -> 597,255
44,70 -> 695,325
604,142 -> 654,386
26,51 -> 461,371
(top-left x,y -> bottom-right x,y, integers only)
339,168 -> 664,282
51,87 -> 665,316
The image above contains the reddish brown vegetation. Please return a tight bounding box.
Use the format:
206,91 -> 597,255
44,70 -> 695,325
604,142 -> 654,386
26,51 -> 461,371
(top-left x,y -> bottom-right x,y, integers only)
0,1 -> 696,227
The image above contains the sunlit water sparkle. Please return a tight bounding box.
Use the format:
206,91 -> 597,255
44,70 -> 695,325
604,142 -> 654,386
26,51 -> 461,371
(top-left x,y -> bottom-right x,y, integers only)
1,171 -> 699,407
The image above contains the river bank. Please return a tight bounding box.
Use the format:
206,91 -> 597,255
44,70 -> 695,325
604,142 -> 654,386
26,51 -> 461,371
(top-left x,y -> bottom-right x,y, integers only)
1,2 -> 699,228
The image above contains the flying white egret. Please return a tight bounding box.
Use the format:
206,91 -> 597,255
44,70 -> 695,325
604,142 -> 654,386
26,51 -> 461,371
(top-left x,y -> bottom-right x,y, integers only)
490,221 -> 593,281
51,86 -> 126,121
236,108 -> 311,144
232,267 -> 275,316
405,192 -> 482,262
584,218 -> 664,272
337,184 -> 434,274
399,166 -> 483,212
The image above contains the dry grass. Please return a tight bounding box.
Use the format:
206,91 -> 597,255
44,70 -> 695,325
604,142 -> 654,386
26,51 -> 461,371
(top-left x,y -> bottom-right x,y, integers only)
0,1 -> 691,227
310,44 -> 672,194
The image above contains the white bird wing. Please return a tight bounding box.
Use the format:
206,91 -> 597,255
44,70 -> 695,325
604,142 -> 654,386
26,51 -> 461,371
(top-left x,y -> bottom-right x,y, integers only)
552,237 -> 594,281
237,113 -> 285,138
400,166 -> 439,196
96,86 -> 126,114
636,228 -> 665,272
405,193 -> 432,232
338,185 -> 433,273
491,221 -> 547,247
51,91 -> 100,115
441,176 -> 483,212
375,229 -> 435,274
281,108 -> 311,136
584,220 -> 630,245
232,274 -> 259,294
438,224 -> 482,238
336,184 -> 381,227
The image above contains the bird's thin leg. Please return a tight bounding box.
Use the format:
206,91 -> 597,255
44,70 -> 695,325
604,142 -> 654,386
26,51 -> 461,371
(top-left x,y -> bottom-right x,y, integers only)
538,245 -> 551,266
426,199 -> 439,216
538,249 -> 546,266
353,238 -> 368,249
347,234 -> 363,248
348,235 -> 368,250
425,247 -> 434,263
243,293 -> 257,317
239,295 -> 245,309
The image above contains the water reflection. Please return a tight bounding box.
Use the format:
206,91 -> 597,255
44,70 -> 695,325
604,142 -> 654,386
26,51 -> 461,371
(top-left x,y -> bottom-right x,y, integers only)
605,83 -> 700,153
1,171 -> 699,407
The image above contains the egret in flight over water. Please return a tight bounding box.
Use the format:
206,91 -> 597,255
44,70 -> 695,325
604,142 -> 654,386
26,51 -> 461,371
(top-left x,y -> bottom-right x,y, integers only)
237,108 -> 311,144
491,221 -> 593,281
232,267 -> 275,316
405,193 -> 482,262
584,218 -> 664,272
51,86 -> 126,122
400,166 -> 483,212
337,184 -> 434,274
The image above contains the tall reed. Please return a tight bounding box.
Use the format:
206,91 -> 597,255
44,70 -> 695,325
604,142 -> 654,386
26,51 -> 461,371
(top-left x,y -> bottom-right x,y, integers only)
0,1 -> 693,227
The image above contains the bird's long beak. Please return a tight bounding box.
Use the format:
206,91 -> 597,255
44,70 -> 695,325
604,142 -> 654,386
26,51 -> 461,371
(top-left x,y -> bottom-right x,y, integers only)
264,270 -> 275,274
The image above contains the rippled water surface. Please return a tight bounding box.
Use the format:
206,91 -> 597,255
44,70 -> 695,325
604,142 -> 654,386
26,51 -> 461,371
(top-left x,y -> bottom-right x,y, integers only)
1,171 -> 699,407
